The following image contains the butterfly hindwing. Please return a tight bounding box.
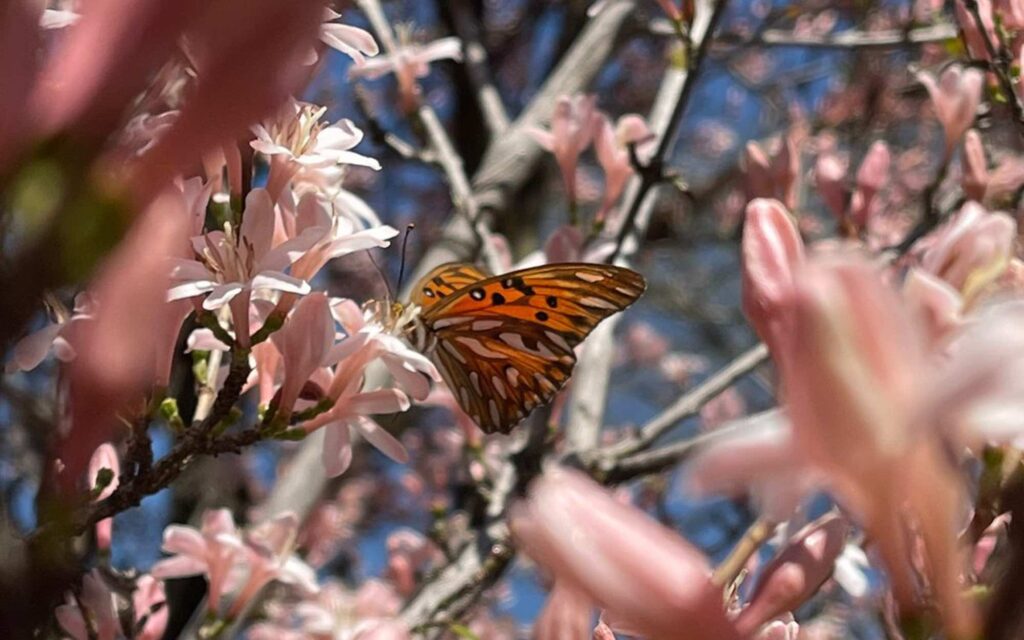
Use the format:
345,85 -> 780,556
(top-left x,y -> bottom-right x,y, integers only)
412,262 -> 646,434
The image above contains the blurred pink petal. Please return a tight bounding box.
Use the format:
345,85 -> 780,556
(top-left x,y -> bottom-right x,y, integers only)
0,1 -> 42,174
736,514 -> 850,635
535,582 -> 594,640
511,467 -> 741,640
135,0 -> 327,201
744,137 -> 798,209
152,509 -> 245,613
350,36 -> 462,113
58,188 -> 188,497
741,198 -> 805,357
920,202 -> 1016,300
781,256 -> 975,636
903,268 -> 962,346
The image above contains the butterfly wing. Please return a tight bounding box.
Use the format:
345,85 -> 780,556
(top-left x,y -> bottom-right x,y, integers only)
415,263 -> 646,434
409,263 -> 489,311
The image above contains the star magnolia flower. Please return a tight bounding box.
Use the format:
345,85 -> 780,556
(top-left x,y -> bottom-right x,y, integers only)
350,35 -> 463,113
252,101 -> 380,201
227,512 -> 320,619
528,94 -> 600,207
286,192 -> 399,283
168,188 -> 321,347
593,112 -> 654,224
151,509 -> 246,613
330,297 -> 440,401
917,66 -> 983,158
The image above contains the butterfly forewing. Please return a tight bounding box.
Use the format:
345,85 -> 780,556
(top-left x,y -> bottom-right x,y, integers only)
411,262 -> 646,434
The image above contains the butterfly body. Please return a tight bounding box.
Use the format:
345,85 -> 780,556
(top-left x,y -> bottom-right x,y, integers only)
397,262 -> 645,434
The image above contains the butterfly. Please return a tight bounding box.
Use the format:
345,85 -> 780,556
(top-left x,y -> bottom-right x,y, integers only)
398,262 -> 646,434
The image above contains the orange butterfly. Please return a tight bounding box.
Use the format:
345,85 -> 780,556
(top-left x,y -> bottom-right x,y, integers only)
398,262 -> 646,434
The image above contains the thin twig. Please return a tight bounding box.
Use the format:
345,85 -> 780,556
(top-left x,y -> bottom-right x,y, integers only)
661,22 -> 959,49
447,0 -> 511,136
711,517 -> 776,588
587,343 -> 769,466
565,0 -> 728,449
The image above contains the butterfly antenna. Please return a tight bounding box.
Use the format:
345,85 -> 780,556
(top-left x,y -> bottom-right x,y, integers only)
396,224 -> 415,293
366,251 -> 394,302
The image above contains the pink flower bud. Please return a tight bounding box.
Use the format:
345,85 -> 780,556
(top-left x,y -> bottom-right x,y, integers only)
535,582 -> 594,640
736,514 -> 850,635
741,199 -> 805,356
813,153 -> 848,222
510,467 -> 741,640
962,130 -> 989,202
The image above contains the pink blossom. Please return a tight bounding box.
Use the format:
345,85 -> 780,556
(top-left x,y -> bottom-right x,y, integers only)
55,570 -> 120,640
962,129 -> 989,202
535,582 -> 594,640
917,66 -> 984,158
350,35 -> 463,113
736,514 -> 850,635
528,94 -> 601,206
254,579 -> 406,639
593,113 -> 653,224
755,618 -> 800,640
623,321 -> 671,366
228,512 -> 319,618
919,202 -> 1016,301
320,9 -> 379,65
740,198 -> 805,357
743,137 -> 799,209
132,575 -> 169,640
151,508 -> 246,613
688,410 -> 817,521
510,467 -> 742,640
330,298 -> 439,402
298,319 -> 418,476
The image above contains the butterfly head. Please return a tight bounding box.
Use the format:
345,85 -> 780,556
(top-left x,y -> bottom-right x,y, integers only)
363,299 -> 432,352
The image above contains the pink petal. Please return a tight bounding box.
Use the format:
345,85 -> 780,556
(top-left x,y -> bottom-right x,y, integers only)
322,421 -> 354,477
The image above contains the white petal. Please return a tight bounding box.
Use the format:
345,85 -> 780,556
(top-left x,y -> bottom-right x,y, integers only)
251,271 -> 311,296
202,283 -> 245,309
353,415 -> 409,463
